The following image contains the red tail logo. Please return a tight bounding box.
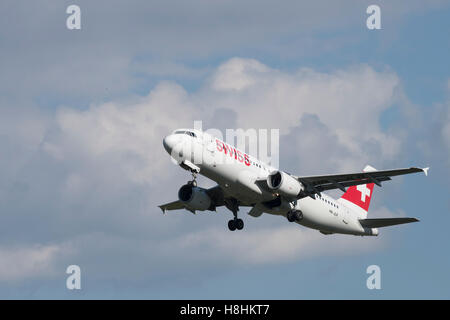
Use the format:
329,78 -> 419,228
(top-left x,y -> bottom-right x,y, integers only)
341,183 -> 374,212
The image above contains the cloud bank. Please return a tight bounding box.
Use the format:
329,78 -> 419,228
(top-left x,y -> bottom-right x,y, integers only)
0,58 -> 420,287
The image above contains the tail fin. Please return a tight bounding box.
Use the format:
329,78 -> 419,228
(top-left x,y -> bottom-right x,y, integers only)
338,165 -> 376,217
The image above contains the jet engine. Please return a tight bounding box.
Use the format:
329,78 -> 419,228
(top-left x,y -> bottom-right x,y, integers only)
267,170 -> 303,199
178,184 -> 212,211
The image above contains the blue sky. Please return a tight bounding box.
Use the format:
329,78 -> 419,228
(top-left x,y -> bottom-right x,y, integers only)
0,1 -> 449,299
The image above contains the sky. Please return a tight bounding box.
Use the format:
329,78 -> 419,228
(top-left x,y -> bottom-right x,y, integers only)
0,0 -> 449,299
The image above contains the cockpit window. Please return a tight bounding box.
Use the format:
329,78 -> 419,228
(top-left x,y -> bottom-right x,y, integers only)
174,130 -> 196,138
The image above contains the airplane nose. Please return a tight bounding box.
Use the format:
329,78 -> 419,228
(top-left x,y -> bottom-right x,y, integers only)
163,134 -> 177,154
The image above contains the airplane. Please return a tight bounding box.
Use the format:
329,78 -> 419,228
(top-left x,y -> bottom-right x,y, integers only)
159,128 -> 429,236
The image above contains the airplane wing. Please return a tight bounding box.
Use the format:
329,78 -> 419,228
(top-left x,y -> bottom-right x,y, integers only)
158,200 -> 187,213
295,167 -> 429,197
158,185 -> 227,213
205,185 -> 225,207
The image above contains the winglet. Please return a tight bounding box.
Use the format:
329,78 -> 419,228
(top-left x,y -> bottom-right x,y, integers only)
159,206 -> 166,214
363,165 -> 377,172
422,167 -> 430,176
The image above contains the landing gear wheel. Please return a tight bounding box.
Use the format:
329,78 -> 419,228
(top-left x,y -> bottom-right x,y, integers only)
236,218 -> 244,230
228,219 -> 237,231
187,180 -> 197,187
225,199 -> 242,231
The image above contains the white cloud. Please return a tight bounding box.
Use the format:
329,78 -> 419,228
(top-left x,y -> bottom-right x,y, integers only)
172,225 -> 386,265
46,82 -> 198,185
0,58 -> 428,286
211,58 -> 271,91
0,1 -> 446,295
207,59 -> 398,134
0,245 -> 60,282
43,58 -> 404,188
202,58 -> 401,172
31,221 -> 386,284
442,84 -> 450,153
442,119 -> 450,150
39,58 -> 408,212
131,60 -> 211,79
1,1 -> 446,106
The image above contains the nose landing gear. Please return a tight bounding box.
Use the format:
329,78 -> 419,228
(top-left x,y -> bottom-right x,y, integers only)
187,171 -> 198,187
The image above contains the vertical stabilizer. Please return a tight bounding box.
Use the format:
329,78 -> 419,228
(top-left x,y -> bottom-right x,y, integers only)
338,165 -> 376,217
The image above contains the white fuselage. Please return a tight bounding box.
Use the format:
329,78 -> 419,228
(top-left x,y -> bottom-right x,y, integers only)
164,129 -> 378,236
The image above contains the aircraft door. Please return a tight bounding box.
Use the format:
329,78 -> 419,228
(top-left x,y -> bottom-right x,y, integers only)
341,207 -> 350,225
205,137 -> 217,168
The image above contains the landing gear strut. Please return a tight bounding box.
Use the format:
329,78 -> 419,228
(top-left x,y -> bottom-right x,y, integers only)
187,171 -> 198,187
287,210 -> 303,222
225,199 -> 244,231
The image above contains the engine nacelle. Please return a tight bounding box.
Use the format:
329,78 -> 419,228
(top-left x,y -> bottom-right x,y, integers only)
267,170 -> 303,199
178,184 -> 212,211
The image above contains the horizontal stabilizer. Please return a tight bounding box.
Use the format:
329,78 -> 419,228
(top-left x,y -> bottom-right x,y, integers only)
359,217 -> 419,228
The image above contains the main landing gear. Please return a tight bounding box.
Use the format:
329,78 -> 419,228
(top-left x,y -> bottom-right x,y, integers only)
228,218 -> 244,231
225,199 -> 244,231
